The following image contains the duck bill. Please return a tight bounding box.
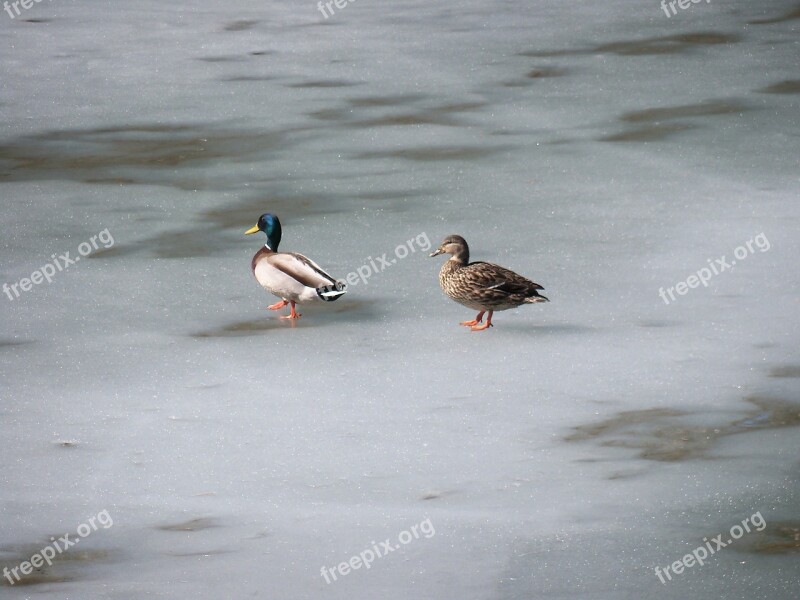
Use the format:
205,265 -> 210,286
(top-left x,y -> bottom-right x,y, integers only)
429,249 -> 443,257
244,224 -> 260,235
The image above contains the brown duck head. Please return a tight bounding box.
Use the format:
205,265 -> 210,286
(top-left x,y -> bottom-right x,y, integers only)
429,235 -> 469,263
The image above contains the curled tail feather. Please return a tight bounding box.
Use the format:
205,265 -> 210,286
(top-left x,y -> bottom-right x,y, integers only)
525,293 -> 549,303
316,280 -> 347,302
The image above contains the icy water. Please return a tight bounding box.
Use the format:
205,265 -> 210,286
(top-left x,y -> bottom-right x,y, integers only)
1,0 -> 799,598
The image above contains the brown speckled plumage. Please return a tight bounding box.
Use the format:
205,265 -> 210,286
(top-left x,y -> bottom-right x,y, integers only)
430,235 -> 548,330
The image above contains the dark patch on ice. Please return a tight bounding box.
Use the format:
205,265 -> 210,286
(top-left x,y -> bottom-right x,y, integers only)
520,31 -> 740,57
603,100 -> 747,141
619,100 -> 749,122
526,67 -> 568,79
54,439 -> 80,448
308,107 -> 351,121
169,548 -> 237,557
83,177 -> 138,185
753,341 -> 776,349
349,113 -> 465,128
0,123 -> 293,190
518,48 -> 588,58
637,320 -> 679,328
348,94 -> 428,107
421,490 -> 454,500
187,382 -> 225,390
490,128 -> 547,137
504,66 -> 568,87
432,101 -> 488,113
289,80 -> 362,89
770,365 -> 800,378
601,123 -> 697,142
0,542 -> 114,587
157,517 -> 218,532
749,6 -> 800,24
309,99 -> 486,129
223,20 -> 259,31
90,228 -> 226,260
221,75 -> 275,82
197,55 -> 246,63
0,339 -> 32,348
354,145 -> 511,161
758,79 -> 800,94
731,521 -> 800,556
362,102 -> 487,127
352,188 -> 439,201
596,32 -> 740,55
607,469 -> 645,480
568,408 -> 686,442
565,397 -> 800,462
733,521 -> 800,554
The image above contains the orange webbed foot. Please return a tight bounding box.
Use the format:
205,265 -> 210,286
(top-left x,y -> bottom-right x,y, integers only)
279,301 -> 302,319
460,311 -> 485,327
469,311 -> 493,331
268,300 -> 290,311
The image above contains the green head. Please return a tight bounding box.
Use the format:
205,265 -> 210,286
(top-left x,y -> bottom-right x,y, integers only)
245,213 -> 282,251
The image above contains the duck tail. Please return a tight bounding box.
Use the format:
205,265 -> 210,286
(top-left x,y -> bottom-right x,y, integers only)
525,292 -> 549,303
316,280 -> 347,302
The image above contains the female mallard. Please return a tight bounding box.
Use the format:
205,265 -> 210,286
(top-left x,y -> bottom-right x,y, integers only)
245,213 -> 346,319
430,234 -> 548,331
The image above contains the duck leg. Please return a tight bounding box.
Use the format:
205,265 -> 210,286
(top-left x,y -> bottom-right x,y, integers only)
460,311 -> 485,327
470,311 -> 493,331
280,301 -> 302,319
268,299 -> 289,310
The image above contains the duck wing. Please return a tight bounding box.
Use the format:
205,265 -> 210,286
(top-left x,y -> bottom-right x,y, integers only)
466,261 -> 546,297
267,252 -> 338,289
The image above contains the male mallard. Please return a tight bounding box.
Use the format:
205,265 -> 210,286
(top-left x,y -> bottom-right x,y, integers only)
430,234 -> 548,331
245,213 -> 346,319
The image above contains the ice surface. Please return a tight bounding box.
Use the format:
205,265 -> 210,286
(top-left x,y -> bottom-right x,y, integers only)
1,0 -> 799,598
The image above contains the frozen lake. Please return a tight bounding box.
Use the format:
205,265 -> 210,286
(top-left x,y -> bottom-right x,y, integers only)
1,0 -> 799,598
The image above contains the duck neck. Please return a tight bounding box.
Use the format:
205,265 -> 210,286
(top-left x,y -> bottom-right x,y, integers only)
265,234 -> 280,252
450,247 -> 469,265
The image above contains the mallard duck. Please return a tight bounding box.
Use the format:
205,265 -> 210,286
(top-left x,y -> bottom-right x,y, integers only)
430,235 -> 548,330
245,213 -> 346,319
